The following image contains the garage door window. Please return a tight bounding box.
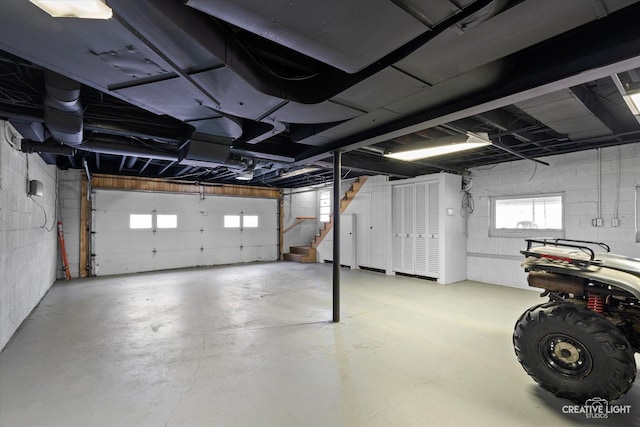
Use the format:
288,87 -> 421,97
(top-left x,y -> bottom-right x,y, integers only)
243,215 -> 259,228
224,215 -> 241,228
130,214 -> 152,229
157,214 -> 177,229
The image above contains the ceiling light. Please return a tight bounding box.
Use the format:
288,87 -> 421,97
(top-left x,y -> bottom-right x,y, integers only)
279,167 -> 319,179
235,170 -> 254,181
30,0 -> 113,19
612,73 -> 640,125
623,90 -> 640,116
384,132 -> 491,161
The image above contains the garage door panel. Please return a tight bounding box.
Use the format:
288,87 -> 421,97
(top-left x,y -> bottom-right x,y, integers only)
95,252 -> 153,276
153,249 -> 202,270
240,245 -> 277,262
94,231 -> 152,254
242,229 -> 276,245
207,247 -> 243,265
155,230 -> 199,251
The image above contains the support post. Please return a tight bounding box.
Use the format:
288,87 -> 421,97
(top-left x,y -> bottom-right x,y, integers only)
332,151 -> 341,322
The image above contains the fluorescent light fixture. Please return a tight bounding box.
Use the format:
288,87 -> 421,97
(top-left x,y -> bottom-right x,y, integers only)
384,132 -> 491,161
235,170 -> 254,181
30,0 -> 113,19
612,73 -> 640,125
280,167 -> 319,179
623,91 -> 640,116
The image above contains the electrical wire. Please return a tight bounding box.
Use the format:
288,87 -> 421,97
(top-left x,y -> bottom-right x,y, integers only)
29,195 -> 55,232
528,161 -> 538,182
461,190 -> 475,217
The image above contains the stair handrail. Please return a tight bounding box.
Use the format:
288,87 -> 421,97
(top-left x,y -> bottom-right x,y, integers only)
283,216 -> 317,233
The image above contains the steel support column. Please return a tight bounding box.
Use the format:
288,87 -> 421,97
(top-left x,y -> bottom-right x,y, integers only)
332,151 -> 341,323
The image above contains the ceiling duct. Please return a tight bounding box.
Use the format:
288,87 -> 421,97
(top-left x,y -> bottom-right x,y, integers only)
21,137 -> 180,161
168,0 -> 496,104
43,70 -> 84,146
179,132 -> 232,167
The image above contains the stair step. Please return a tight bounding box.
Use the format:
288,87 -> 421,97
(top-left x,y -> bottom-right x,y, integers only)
290,246 -> 312,255
284,253 -> 303,262
284,246 -> 316,263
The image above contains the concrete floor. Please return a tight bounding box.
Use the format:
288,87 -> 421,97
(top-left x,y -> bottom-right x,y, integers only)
1,262 -> 638,427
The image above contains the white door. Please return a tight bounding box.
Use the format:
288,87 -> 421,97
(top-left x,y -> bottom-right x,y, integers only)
415,181 -> 439,278
427,181 -> 440,277
341,214 -> 355,268
356,193 -> 372,268
392,185 -> 403,272
370,189 -> 387,269
92,190 -> 277,276
414,183 -> 428,276
392,184 -> 416,275
322,214 -> 355,268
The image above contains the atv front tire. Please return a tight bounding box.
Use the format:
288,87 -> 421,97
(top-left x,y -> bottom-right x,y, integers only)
513,301 -> 636,402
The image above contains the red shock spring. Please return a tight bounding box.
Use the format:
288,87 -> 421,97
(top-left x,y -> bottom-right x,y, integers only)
587,293 -> 605,313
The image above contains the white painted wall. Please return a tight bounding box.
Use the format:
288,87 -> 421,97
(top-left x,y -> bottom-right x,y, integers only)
0,121 -> 58,349
467,143 -> 640,290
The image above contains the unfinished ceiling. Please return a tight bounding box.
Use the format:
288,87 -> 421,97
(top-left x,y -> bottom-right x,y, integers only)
1,0 -> 640,187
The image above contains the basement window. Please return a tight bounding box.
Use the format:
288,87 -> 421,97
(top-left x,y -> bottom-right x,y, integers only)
157,214 -> 178,229
490,194 -> 564,238
243,215 -> 259,228
129,214 -> 152,229
224,215 -> 241,228
319,191 -> 331,223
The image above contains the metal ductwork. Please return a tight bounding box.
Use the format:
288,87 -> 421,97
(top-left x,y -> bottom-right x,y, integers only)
179,132 -> 232,167
43,70 -> 84,146
177,0 -> 497,104
78,139 -> 180,161
21,139 -> 75,156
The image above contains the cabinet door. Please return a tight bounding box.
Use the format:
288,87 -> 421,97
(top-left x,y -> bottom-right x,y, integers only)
402,185 -> 415,273
392,185 -> 404,272
414,183 -> 428,276
427,181 -> 440,277
392,184 -> 415,274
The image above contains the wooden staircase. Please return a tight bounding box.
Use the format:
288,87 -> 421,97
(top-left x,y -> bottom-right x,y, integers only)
284,176 -> 368,263
283,246 -> 317,262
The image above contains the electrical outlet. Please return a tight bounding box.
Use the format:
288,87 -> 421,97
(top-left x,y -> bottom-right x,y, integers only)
612,218 -> 620,227
592,218 -> 603,227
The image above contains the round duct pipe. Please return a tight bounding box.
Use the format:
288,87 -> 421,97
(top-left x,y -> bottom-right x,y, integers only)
43,70 -> 84,146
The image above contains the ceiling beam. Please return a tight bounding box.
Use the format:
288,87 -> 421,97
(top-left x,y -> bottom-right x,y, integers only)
474,110 -> 560,149
570,84 -> 632,135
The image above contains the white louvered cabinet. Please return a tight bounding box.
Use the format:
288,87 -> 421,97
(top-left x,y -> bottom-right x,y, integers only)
390,173 -> 464,284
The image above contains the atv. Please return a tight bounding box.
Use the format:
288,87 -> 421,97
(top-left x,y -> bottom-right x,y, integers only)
513,238 -> 640,403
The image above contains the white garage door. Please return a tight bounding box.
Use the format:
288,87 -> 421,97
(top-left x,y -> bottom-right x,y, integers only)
92,190 -> 278,276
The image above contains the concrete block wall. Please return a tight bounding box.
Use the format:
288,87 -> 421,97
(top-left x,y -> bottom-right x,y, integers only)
467,143 -> 640,290
58,169 -> 82,278
0,121 -> 58,349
